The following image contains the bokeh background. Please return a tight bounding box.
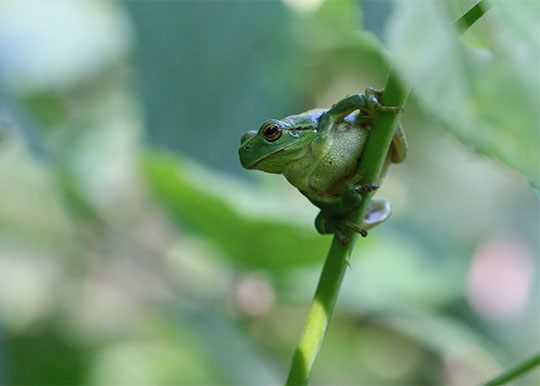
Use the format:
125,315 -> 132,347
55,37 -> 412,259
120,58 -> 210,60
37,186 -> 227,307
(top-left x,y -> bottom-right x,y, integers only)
0,0 -> 538,384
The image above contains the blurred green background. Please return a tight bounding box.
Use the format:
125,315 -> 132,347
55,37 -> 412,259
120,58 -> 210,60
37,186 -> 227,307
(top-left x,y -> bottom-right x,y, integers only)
0,0 -> 538,384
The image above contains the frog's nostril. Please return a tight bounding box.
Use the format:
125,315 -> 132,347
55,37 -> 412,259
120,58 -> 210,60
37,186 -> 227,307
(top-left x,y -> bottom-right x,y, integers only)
241,130 -> 257,145
244,146 -> 249,150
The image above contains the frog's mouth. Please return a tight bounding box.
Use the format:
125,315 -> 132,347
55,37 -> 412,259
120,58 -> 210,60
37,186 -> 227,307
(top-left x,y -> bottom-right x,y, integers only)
249,144 -> 294,169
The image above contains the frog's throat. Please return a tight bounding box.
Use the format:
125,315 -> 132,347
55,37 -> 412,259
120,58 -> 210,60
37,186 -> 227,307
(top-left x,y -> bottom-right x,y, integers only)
249,144 -> 295,169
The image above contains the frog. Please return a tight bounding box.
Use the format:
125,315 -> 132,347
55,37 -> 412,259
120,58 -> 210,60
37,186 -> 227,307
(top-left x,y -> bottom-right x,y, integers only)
238,88 -> 407,244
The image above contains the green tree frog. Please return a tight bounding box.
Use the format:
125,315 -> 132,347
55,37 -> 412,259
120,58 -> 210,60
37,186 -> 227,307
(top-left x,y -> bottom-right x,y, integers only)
238,89 -> 407,244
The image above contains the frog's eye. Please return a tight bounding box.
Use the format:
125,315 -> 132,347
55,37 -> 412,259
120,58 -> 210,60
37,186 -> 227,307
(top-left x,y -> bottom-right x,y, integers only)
263,123 -> 282,142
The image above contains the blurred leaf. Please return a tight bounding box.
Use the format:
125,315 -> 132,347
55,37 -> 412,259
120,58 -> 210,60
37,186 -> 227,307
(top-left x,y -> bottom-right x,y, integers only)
0,140 -> 70,245
6,327 -> 88,385
0,87 -> 49,161
315,0 -> 362,34
291,1 -> 391,100
387,1 -> 540,184
0,0 -> 131,91
360,0 -> 395,41
126,1 -> 303,174
142,151 -> 331,270
171,305 -> 281,385
376,310 -> 501,379
340,261 -> 502,379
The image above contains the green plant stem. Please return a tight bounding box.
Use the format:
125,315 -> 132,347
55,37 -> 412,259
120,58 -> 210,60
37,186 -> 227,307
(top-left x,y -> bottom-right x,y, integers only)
285,72 -> 410,386
481,353 -> 540,386
285,2 -> 491,385
454,0 -> 493,33
284,233 -> 359,386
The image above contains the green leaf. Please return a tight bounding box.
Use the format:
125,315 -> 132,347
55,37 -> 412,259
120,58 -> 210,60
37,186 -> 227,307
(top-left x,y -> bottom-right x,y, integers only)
142,151 -> 331,270
387,1 -> 540,185
376,311 -> 501,378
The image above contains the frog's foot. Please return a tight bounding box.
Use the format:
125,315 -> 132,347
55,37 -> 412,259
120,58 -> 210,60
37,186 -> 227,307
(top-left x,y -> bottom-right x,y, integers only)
316,212 -> 367,245
354,183 -> 379,194
335,227 -> 349,245
341,220 -> 368,238
335,221 -> 369,245
335,223 -> 367,245
377,105 -> 404,114
338,183 -> 379,211
365,87 -> 382,100
364,87 -> 404,115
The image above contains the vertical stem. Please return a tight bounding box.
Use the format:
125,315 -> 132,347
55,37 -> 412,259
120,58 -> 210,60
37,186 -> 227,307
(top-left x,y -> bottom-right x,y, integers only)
285,236 -> 353,386
284,2 -> 492,384
454,0 -> 493,32
285,72 -> 410,386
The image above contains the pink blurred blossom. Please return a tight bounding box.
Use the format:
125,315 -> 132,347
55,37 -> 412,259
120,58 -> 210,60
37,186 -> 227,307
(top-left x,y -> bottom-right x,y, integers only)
466,234 -> 536,320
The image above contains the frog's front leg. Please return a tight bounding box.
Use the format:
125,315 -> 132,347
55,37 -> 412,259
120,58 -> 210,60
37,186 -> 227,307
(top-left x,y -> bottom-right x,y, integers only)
321,89 -> 403,126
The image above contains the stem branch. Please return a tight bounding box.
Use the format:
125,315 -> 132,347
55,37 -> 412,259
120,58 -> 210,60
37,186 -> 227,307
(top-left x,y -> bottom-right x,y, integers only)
481,353 -> 540,386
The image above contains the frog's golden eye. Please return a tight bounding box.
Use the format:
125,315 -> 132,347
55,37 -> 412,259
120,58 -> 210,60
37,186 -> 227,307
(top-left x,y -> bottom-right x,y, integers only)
263,123 -> 282,142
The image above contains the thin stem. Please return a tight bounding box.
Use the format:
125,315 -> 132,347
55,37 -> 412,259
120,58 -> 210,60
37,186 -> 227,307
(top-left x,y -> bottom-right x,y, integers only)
284,2 -> 491,385
454,0 -> 493,33
481,353 -> 540,386
285,73 -> 410,386
284,235 -> 356,386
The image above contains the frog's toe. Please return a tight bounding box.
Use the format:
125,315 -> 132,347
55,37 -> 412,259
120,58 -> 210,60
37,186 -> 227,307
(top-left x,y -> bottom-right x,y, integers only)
365,87 -> 382,98
354,183 -> 379,194
335,228 -> 350,245
342,220 -> 368,237
376,105 -> 404,114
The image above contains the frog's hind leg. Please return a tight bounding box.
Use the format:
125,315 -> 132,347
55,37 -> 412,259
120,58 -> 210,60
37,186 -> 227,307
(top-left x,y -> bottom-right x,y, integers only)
337,199 -> 392,242
389,122 -> 408,164
315,211 -> 367,245
376,121 -> 408,184
314,185 -> 389,244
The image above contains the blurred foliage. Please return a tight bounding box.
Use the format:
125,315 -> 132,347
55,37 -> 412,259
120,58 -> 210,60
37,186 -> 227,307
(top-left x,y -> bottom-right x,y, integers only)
0,0 -> 538,385
142,152 -> 331,270
387,0 -> 540,185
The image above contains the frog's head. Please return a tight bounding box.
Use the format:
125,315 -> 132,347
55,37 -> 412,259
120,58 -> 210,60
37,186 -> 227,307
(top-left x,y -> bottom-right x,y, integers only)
239,114 -> 319,173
